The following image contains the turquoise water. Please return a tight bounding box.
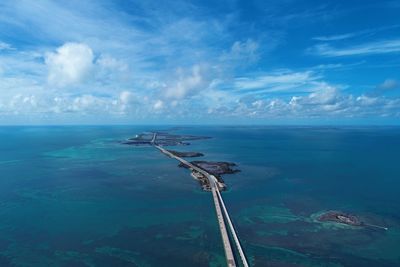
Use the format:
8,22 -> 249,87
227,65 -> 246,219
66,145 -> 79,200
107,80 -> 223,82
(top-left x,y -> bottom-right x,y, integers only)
0,126 -> 399,266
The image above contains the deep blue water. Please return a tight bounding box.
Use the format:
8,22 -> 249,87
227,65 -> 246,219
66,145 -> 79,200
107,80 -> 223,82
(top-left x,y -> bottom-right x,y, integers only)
0,126 -> 399,266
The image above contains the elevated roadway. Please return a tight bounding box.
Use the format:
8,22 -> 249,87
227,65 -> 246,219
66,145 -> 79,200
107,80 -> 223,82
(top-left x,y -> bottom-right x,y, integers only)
151,133 -> 249,267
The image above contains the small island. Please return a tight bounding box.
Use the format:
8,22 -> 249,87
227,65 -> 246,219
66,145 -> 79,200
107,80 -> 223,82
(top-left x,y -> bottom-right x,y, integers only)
167,150 -> 204,157
187,161 -> 240,176
179,161 -> 240,191
317,211 -> 363,226
123,131 -> 240,191
122,132 -> 210,146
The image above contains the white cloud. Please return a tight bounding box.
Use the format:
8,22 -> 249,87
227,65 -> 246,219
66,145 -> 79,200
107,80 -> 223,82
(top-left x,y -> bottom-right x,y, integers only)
312,25 -> 400,42
368,79 -> 400,96
165,65 -> 206,99
8,94 -> 37,112
45,42 -> 94,87
234,71 -> 320,92
205,82 -> 400,119
356,95 -> 379,106
119,91 -> 135,105
0,41 -> 13,50
220,39 -> 259,65
97,54 -> 128,72
153,99 -> 164,110
312,33 -> 356,41
378,79 -> 399,90
1,1 -> 399,123
300,84 -> 340,105
118,90 -> 138,114
71,95 -> 106,112
309,39 -> 400,57
1,84 -> 400,121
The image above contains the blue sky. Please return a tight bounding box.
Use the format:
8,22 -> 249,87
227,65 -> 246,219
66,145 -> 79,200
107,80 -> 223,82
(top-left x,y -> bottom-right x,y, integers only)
0,0 -> 399,124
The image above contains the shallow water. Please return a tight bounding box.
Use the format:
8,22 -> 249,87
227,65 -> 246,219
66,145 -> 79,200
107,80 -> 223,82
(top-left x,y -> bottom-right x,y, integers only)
0,126 -> 399,266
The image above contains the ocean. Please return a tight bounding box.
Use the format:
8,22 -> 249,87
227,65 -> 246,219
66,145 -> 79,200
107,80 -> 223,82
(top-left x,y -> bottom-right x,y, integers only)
0,126 -> 399,266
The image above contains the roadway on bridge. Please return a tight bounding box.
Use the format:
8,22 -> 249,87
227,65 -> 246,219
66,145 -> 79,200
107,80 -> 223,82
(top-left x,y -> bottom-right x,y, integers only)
151,133 -> 249,267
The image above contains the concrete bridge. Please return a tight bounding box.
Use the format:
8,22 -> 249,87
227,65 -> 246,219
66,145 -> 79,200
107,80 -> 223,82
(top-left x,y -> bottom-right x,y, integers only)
151,133 -> 249,267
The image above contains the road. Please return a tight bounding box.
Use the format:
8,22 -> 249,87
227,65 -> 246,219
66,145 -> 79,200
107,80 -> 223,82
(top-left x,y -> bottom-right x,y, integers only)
151,132 -> 157,144
215,185 -> 249,267
151,133 -> 249,267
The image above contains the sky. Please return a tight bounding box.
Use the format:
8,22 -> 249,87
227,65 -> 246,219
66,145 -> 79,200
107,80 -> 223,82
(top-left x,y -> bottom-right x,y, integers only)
0,0 -> 400,125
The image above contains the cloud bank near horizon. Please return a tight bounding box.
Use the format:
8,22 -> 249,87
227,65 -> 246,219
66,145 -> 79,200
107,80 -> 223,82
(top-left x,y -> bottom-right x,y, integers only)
0,0 -> 399,124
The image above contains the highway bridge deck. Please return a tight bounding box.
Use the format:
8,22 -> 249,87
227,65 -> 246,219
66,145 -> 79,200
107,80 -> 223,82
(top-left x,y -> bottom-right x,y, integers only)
151,133 -> 248,267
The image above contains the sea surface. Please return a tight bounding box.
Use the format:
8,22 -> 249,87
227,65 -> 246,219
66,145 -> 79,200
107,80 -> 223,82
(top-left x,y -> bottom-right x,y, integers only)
0,126 -> 399,267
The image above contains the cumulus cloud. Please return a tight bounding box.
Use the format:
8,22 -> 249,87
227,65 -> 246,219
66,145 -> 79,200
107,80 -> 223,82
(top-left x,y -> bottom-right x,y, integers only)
8,94 -> 38,113
0,41 -> 13,51
220,39 -> 260,65
119,91 -> 135,105
118,90 -> 138,114
367,79 -> 400,96
153,99 -> 164,110
2,1 -> 400,124
165,65 -> 207,99
206,83 -> 400,119
97,54 -> 128,72
70,94 -> 116,113
378,79 -> 399,91
1,84 -> 400,121
45,42 -> 94,87
299,84 -> 340,105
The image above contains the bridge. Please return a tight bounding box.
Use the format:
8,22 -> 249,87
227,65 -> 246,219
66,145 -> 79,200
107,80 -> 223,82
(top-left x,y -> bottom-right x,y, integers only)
151,133 -> 249,267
